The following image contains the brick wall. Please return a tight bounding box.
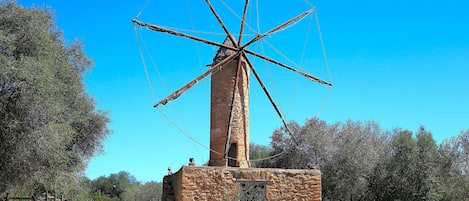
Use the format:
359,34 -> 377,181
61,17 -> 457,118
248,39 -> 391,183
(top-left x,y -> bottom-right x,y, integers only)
162,166 -> 321,201
209,38 -> 250,168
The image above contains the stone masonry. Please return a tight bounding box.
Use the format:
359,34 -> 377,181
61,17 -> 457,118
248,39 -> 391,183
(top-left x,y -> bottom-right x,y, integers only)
162,166 -> 321,201
209,38 -> 250,168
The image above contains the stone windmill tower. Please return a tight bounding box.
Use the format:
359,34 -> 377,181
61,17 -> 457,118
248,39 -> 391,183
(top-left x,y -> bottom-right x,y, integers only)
209,38 -> 251,168
133,1 -> 331,200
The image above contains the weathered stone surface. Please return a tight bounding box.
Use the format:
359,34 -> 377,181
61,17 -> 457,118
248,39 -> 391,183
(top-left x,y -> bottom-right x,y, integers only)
209,38 -> 250,168
162,166 -> 321,201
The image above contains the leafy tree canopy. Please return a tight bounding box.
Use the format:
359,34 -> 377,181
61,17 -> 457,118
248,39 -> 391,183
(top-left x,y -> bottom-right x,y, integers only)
0,0 -> 110,194
251,118 -> 469,200
75,171 -> 162,201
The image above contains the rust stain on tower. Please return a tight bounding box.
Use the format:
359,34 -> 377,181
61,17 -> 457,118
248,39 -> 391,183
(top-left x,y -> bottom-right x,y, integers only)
209,38 -> 250,168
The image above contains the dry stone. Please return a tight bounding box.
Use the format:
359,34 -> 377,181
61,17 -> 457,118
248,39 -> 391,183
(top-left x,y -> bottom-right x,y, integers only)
162,166 -> 321,201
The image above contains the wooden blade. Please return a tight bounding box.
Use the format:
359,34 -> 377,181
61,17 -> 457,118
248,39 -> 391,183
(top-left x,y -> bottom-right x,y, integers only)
238,0 -> 250,47
132,19 -> 237,52
241,7 -> 316,49
153,52 -> 240,107
204,0 -> 238,48
245,49 -> 332,86
242,52 -> 298,144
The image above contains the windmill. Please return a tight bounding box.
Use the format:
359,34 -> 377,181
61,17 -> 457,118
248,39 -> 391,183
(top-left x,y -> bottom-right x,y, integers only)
132,0 -> 332,168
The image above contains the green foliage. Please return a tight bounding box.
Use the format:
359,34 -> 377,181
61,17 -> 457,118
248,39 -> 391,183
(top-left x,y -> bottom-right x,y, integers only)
249,143 -> 272,168
437,129 -> 469,200
367,127 -> 451,200
368,130 -> 419,200
263,118 -> 389,200
74,171 -> 162,201
0,0 -> 110,195
262,118 -> 469,200
90,171 -> 137,199
121,182 -> 163,201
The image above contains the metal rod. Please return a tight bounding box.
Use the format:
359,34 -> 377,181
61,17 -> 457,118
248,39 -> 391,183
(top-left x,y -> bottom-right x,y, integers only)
224,56 -> 245,161
238,0 -> 250,47
242,52 -> 298,144
241,7 -> 316,49
204,0 -> 239,48
132,19 -> 238,52
154,52 -> 240,107
224,0 -> 251,158
244,49 -> 332,86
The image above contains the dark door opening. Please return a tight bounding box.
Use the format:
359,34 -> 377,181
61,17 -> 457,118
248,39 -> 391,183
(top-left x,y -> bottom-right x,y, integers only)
228,143 -> 237,167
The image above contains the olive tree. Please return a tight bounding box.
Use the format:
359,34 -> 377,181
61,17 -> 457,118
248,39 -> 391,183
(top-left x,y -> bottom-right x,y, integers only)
368,127 -> 449,200
0,1 -> 110,194
265,118 -> 389,200
437,129 -> 469,200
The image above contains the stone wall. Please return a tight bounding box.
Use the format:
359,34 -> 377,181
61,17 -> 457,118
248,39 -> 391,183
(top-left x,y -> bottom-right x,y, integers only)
209,37 -> 250,167
162,166 -> 321,201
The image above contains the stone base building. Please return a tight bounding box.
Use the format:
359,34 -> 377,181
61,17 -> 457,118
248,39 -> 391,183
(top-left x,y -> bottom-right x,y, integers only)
162,166 -> 321,201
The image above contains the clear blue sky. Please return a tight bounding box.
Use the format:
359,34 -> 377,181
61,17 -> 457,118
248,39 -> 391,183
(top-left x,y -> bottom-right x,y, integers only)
18,0 -> 469,182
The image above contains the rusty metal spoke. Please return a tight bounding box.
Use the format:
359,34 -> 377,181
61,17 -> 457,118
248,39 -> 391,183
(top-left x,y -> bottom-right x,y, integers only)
204,0 -> 239,48
242,52 -> 298,144
154,52 -> 240,107
132,19 -> 237,52
244,49 -> 332,86
224,55 -> 246,158
241,7 -> 316,49
238,0 -> 250,47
